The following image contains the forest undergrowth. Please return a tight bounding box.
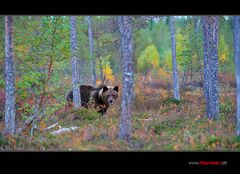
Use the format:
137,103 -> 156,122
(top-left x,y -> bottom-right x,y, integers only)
0,74 -> 240,151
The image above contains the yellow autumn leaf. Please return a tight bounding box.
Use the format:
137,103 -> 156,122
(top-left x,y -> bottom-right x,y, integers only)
105,66 -> 115,82
219,53 -> 226,63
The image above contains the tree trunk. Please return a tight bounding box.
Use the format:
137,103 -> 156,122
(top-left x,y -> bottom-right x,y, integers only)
193,16 -> 203,85
233,16 -> 240,136
202,16 -> 219,119
70,16 -> 81,109
190,60 -> 193,91
4,16 -> 16,135
118,16 -> 124,67
118,16 -> 134,142
181,69 -> 188,91
87,16 -> 97,86
96,36 -> 103,81
169,16 -> 180,100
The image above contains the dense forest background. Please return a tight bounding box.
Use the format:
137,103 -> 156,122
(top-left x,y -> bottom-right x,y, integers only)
0,16 -> 239,150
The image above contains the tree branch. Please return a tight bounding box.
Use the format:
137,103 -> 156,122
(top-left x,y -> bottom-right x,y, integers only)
44,123 -> 59,131
50,127 -> 78,135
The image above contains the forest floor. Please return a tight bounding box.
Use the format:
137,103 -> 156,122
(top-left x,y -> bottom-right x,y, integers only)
1,75 -> 240,151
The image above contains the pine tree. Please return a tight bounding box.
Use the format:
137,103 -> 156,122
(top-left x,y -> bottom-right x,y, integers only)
170,16 -> 180,100
70,16 -> 81,109
4,16 -> 16,135
202,16 -> 219,119
233,16 -> 240,136
118,16 -> 134,142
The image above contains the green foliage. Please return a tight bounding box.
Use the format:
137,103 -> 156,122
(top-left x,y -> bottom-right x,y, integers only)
49,59 -> 71,92
14,16 -> 70,66
72,108 -> 101,121
93,53 -> 116,83
16,71 -> 44,99
224,136 -> 240,148
176,29 -> 192,71
219,35 -> 230,64
11,16 -> 72,118
0,16 -> 4,72
59,108 -> 101,127
218,34 -> 233,73
207,135 -> 220,145
163,49 -> 172,71
0,133 -> 9,146
218,16 -> 234,74
135,28 -> 152,55
162,97 -> 181,105
137,44 -> 160,74
17,71 -> 43,88
134,19 -> 170,69
0,78 -> 5,88
176,18 -> 203,72
151,20 -> 171,61
150,118 -> 186,134
220,99 -> 233,115
0,16 -> 239,150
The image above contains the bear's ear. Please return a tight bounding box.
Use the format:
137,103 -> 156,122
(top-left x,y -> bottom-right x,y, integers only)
102,86 -> 108,93
113,86 -> 119,92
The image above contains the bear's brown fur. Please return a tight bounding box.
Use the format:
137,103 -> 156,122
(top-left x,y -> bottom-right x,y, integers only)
66,84 -> 119,114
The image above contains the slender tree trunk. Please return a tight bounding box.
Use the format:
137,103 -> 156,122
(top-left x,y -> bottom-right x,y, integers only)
118,16 -> 134,142
96,36 -> 103,81
118,16 -> 124,67
190,60 -> 193,91
87,16 -> 97,86
233,16 -> 240,136
199,17 -> 205,83
181,69 -> 188,91
170,16 -> 180,100
4,16 -> 16,135
70,16 -> 81,109
79,40 -> 88,84
202,16 -> 219,119
193,17 -> 201,84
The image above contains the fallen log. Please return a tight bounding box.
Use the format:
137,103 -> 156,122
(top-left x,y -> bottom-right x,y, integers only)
50,127 -> 78,135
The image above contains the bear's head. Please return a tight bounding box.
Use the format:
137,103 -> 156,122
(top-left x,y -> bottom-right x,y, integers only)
100,85 -> 119,105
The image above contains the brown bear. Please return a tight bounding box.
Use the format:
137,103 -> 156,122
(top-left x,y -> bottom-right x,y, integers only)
66,84 -> 119,115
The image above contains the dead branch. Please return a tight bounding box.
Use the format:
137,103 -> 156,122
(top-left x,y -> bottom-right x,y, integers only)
17,115 -> 38,134
16,112 -> 44,135
50,127 -> 78,135
44,123 -> 59,131
136,118 -> 153,121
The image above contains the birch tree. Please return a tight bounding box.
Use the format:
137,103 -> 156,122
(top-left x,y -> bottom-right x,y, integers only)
70,16 -> 81,108
4,16 -> 16,135
233,16 -> 240,136
118,16 -> 134,142
202,16 -> 219,119
169,16 -> 180,100
87,16 -> 97,86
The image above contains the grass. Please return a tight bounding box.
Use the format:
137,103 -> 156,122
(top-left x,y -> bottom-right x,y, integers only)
0,77 -> 240,151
